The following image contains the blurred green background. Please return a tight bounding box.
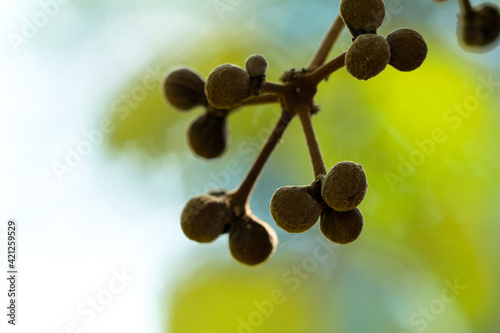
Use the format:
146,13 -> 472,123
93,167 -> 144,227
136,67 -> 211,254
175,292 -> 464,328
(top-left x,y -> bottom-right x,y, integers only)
3,0 -> 500,332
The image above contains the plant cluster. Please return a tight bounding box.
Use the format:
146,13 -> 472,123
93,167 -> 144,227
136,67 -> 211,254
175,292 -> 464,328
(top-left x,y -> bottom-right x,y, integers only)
162,0 -> 497,266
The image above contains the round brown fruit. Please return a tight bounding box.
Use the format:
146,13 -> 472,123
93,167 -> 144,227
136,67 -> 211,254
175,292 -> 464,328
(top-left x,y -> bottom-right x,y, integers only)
457,3 -> 500,52
205,64 -> 252,109
229,214 -> 278,266
187,112 -> 228,159
321,161 -> 368,212
163,68 -> 207,111
181,194 -> 230,243
245,54 -> 268,77
345,34 -> 391,80
386,28 -> 428,72
320,208 -> 364,244
270,185 -> 322,233
340,0 -> 386,37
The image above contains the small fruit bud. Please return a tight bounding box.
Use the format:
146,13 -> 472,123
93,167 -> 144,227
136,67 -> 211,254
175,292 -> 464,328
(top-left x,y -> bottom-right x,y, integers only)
245,54 -> 268,77
457,3 -> 500,52
163,68 -> 207,111
270,185 -> 322,233
340,0 -> 386,37
229,214 -> 278,266
320,208 -> 364,244
187,113 -> 228,159
321,161 -> 368,212
346,34 -> 391,80
386,28 -> 428,72
205,64 -> 252,109
181,194 -> 230,243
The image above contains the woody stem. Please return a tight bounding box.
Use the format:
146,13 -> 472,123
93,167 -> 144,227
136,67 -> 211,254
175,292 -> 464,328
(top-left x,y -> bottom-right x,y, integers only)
229,109 -> 294,215
308,15 -> 345,71
296,104 -> 327,179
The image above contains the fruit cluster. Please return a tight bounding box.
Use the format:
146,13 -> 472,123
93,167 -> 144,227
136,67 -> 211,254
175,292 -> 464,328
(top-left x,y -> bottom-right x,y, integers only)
271,161 -> 367,244
181,190 -> 277,266
341,0 -> 428,80
161,0 -> 484,266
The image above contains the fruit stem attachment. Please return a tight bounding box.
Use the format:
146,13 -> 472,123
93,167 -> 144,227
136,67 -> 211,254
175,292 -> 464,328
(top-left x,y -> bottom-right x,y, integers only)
229,110 -> 294,215
458,0 -> 473,16
306,52 -> 347,85
296,104 -> 327,179
308,15 -> 345,71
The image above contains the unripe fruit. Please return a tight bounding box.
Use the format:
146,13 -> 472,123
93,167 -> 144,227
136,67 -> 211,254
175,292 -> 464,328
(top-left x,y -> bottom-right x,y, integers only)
187,113 -> 228,159
245,54 -> 268,77
340,0 -> 386,37
386,28 -> 428,72
346,34 -> 391,80
181,194 -> 230,243
321,161 -> 368,212
457,3 -> 500,51
163,68 -> 207,111
270,185 -> 322,233
320,208 -> 364,244
205,64 -> 252,109
229,214 -> 278,266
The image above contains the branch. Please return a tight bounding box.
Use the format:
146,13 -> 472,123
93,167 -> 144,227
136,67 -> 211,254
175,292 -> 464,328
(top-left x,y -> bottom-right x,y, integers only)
260,81 -> 292,96
306,52 -> 346,85
241,94 -> 279,106
307,15 -> 345,71
229,109 -> 294,215
296,103 -> 327,179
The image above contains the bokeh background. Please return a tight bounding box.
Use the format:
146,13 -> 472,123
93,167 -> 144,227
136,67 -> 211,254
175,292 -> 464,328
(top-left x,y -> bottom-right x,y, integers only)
2,0 -> 500,332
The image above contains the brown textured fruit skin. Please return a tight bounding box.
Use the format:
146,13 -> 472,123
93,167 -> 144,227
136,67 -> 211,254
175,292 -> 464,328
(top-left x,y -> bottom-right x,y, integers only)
181,194 -> 230,243
163,68 -> 207,111
229,214 -> 278,266
270,186 -> 322,233
386,28 -> 428,72
187,113 -> 227,159
245,54 -> 268,77
320,208 -> 364,244
205,64 -> 252,109
457,4 -> 500,50
321,161 -> 368,212
340,0 -> 385,37
346,34 -> 391,80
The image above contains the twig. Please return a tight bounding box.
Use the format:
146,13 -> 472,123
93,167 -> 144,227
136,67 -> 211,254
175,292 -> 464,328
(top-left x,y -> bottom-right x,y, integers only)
308,15 -> 345,71
260,82 -> 292,96
229,109 -> 294,215
241,94 -> 279,106
306,52 -> 346,85
458,0 -> 473,16
296,103 -> 327,179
